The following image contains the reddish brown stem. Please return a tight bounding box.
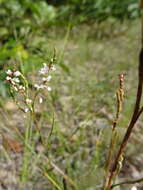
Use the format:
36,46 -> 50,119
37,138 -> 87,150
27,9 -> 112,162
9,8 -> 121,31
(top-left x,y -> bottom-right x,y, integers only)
106,42 -> 143,190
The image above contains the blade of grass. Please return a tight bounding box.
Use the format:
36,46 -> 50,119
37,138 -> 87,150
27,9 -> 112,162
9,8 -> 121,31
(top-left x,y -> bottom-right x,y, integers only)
42,170 -> 64,190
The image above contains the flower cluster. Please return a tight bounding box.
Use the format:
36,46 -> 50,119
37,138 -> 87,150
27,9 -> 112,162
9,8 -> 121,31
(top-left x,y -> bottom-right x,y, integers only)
5,60 -> 56,113
6,69 -> 31,113
34,62 -> 56,91
6,70 -> 25,92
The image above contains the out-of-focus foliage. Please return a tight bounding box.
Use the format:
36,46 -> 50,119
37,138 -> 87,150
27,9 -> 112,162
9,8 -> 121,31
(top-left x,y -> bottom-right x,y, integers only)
0,0 -> 140,28
0,0 -> 56,35
0,0 -> 139,38
0,0 -> 139,44
48,0 -> 139,23
0,0 -> 56,62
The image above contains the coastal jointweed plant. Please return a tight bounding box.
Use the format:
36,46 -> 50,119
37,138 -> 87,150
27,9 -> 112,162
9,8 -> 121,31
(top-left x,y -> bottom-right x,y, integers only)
5,57 -> 77,189
5,58 -> 56,114
5,57 -> 57,182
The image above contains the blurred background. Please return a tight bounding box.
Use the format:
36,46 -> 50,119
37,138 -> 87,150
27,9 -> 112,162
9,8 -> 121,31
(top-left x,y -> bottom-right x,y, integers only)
0,0 -> 142,190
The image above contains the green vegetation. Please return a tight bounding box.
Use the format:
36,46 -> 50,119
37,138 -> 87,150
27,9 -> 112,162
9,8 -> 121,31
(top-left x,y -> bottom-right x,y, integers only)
0,1 -> 142,190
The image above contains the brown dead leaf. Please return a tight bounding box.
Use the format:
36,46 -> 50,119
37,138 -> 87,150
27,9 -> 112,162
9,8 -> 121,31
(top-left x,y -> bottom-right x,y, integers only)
5,101 -> 17,111
3,136 -> 22,153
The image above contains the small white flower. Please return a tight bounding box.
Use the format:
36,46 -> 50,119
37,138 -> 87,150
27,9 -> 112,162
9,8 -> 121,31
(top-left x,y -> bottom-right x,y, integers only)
34,84 -> 40,89
131,186 -> 137,190
51,65 -> 56,71
39,63 -> 49,75
42,77 -> 47,82
47,87 -> 52,91
40,84 -> 47,89
34,84 -> 39,89
11,80 -> 16,85
26,98 -> 32,104
47,75 -> 52,81
50,58 -> 54,63
19,85 -> 25,91
39,69 -> 46,75
39,97 -> 43,104
6,76 -> 12,81
19,85 -> 23,89
6,69 -> 12,75
14,71 -> 21,77
24,108 -> 29,113
34,84 -> 46,90
42,75 -> 52,82
13,86 -> 18,91
43,63 -> 47,67
13,77 -> 20,83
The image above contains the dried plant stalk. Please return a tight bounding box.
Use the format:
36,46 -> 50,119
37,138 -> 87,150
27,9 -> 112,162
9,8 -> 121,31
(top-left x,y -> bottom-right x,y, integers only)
103,74 -> 125,190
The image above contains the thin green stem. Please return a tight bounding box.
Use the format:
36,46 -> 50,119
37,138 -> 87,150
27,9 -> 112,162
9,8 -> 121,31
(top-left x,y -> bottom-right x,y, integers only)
111,177 -> 143,189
